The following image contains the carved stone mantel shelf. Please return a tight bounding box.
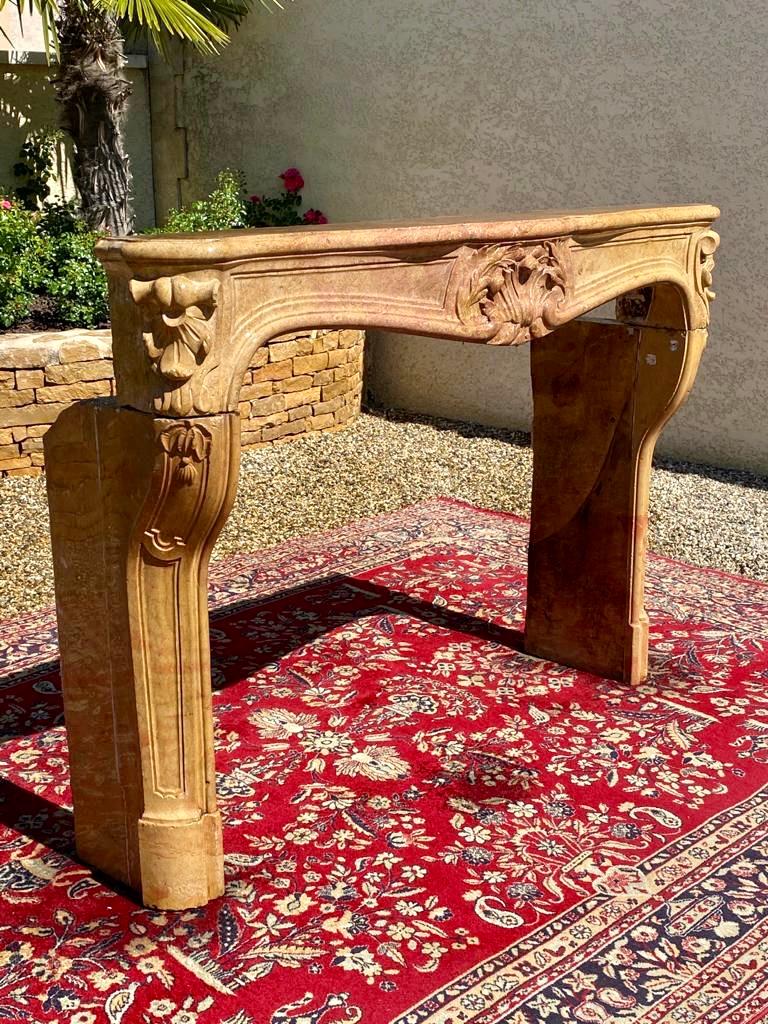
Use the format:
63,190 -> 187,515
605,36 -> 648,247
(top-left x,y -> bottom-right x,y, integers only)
44,203 -> 719,909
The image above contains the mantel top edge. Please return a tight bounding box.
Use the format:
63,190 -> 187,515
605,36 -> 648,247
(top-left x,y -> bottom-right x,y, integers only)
97,203 -> 720,266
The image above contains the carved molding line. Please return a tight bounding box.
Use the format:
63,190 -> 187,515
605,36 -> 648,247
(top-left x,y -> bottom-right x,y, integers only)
450,240 -> 572,345
128,414 -> 238,819
129,275 -> 220,416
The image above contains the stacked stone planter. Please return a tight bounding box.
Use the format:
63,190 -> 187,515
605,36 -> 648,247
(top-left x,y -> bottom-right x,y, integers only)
0,327 -> 364,477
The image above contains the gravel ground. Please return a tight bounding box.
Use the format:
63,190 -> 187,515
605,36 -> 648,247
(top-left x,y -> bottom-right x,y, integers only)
1,408 -> 766,621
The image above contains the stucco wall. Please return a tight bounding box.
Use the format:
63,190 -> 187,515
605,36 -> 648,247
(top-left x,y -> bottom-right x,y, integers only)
157,5 -> 764,471
1,11 -> 155,228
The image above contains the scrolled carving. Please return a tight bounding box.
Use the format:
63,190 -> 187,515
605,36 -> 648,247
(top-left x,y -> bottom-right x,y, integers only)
130,275 -> 220,416
453,240 -> 572,345
142,421 -> 214,557
695,230 -> 719,310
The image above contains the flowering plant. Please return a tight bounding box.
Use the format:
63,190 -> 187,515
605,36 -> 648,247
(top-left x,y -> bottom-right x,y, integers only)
158,168 -> 327,233
246,167 -> 327,228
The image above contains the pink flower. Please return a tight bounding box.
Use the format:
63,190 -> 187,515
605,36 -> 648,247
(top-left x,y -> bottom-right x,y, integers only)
280,167 -> 304,193
249,194 -> 261,204
1,199 -> 12,210
303,209 -> 328,225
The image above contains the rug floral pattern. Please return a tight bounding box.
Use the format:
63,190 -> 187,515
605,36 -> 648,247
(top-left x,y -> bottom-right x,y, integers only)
0,498 -> 767,1023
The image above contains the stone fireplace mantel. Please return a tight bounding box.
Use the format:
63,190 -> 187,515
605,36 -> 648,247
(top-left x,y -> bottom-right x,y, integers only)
44,203 -> 719,908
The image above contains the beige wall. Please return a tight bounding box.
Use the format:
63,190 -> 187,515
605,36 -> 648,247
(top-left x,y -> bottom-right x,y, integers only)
1,12 -> 155,228
147,5 -> 768,471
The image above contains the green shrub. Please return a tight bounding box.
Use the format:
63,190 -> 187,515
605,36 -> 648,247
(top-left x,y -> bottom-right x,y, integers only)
0,201 -> 48,327
37,199 -> 84,238
158,169 -> 249,232
45,229 -> 109,327
0,198 -> 107,329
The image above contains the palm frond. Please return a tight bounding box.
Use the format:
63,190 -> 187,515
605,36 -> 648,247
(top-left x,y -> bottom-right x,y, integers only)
107,0 -> 231,53
0,0 -> 287,56
111,0 -> 290,54
0,0 -> 63,57
185,0 -> 259,31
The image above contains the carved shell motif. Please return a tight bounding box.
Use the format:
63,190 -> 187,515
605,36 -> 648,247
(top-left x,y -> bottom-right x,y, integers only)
159,421 -> 212,485
455,240 -> 572,345
129,275 -> 220,415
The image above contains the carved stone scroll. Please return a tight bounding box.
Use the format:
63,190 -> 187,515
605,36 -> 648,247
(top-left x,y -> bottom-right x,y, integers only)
695,230 -> 720,310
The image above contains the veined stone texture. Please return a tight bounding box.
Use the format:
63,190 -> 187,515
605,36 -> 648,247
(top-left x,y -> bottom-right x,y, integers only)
0,327 -> 364,476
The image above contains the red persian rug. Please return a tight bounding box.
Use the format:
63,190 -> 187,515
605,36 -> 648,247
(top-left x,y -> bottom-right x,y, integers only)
1,498 -> 768,1024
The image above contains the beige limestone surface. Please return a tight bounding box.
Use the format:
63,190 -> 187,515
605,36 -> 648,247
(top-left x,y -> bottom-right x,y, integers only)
149,0 -> 765,472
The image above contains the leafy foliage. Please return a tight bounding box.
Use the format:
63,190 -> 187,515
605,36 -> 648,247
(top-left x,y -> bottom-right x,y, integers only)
158,169 -> 249,232
12,129 -> 64,211
0,165 -> 323,330
0,199 -> 107,329
0,201 -> 49,327
44,226 -> 110,327
157,167 -> 327,232
246,190 -> 303,228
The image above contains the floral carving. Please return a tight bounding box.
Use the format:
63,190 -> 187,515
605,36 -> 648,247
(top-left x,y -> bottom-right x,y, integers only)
695,230 -> 719,309
454,240 -> 572,345
159,421 -> 213,485
130,275 -> 220,415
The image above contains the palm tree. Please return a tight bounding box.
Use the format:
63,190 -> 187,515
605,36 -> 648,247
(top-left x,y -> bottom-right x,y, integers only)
2,0 -> 264,235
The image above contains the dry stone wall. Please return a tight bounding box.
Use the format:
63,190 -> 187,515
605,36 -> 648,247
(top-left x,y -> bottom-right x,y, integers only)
0,327 -> 364,477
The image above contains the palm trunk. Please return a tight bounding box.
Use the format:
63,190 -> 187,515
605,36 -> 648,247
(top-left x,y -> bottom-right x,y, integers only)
54,3 -> 134,235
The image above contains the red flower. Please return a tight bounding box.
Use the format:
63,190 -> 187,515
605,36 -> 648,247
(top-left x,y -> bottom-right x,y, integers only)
249,194 -> 261,204
303,209 -> 328,225
0,199 -> 12,210
280,168 -> 304,193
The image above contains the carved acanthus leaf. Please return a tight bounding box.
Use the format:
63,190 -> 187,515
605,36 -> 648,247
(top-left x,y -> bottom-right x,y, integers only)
454,240 -> 572,345
130,275 -> 220,416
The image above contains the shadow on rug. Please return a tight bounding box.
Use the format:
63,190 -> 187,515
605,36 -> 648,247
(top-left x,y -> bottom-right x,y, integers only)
1,498 -> 767,1024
